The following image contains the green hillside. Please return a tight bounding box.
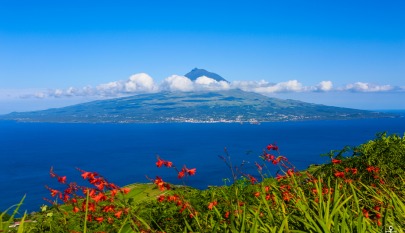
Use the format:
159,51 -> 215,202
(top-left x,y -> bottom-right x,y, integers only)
0,89 -> 395,123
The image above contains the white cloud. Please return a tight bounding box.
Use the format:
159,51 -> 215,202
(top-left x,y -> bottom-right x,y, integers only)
316,81 -> 333,92
232,80 -> 313,94
195,76 -> 231,91
95,73 -> 157,96
125,73 -> 156,92
16,72 -> 400,100
160,75 -> 194,92
34,92 -> 48,98
342,82 -> 393,92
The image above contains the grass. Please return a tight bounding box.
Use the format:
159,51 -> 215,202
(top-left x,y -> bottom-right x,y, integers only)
2,133 -> 405,232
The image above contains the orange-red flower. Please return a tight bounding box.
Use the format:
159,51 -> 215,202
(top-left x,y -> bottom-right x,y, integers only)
248,175 -> 257,184
178,170 -> 185,179
287,169 -> 294,176
157,195 -> 165,202
344,179 -> 353,184
186,168 -> 196,176
366,166 -> 374,173
362,208 -> 369,218
57,176 -> 67,184
95,216 -> 104,223
334,171 -> 345,178
95,182 -> 104,191
121,187 -> 131,194
156,158 -> 164,168
267,144 -> 279,151
92,192 -> 107,203
103,205 -> 115,213
114,210 -> 123,219
276,174 -> 284,181
81,171 -> 93,180
208,201 -> 217,210
50,189 -> 59,197
331,159 -> 342,164
164,161 -> 173,167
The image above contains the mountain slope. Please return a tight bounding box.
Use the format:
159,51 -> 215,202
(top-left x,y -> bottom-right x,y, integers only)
0,89 -> 394,123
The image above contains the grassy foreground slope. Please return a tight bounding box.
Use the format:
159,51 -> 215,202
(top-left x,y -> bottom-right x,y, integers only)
2,133 -> 405,232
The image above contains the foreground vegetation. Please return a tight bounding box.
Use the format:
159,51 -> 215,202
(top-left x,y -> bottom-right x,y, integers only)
2,133 -> 405,232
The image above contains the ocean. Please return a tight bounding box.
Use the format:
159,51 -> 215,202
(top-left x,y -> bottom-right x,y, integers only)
1,116 -> 405,212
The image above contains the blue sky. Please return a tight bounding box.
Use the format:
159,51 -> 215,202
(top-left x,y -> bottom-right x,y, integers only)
0,0 -> 404,114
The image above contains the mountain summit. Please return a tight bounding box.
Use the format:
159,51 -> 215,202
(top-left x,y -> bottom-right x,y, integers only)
185,68 -> 228,82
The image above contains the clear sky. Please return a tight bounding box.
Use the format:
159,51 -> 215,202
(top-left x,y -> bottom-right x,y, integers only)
0,0 -> 404,114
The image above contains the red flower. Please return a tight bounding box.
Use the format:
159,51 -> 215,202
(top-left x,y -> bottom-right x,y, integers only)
95,182 -> 104,191
248,175 -> 257,184
208,202 -> 217,210
224,211 -> 230,219
110,189 -> 118,197
73,206 -> 80,213
92,192 -> 106,203
154,176 -> 168,190
254,192 -> 260,197
114,210 -> 123,219
178,170 -> 185,179
186,168 -> 196,176
95,216 -> 104,223
81,171 -> 93,180
164,161 -> 173,167
344,179 -> 353,184
282,191 -> 293,202
351,168 -> 358,174
331,159 -> 342,164
311,188 -> 318,195
121,187 -> 131,194
103,205 -> 115,213
362,208 -> 369,218
287,169 -> 294,176
334,171 -> 345,178
266,144 -> 279,151
156,158 -> 164,168
276,174 -> 284,181
49,188 -> 59,197
157,195 -> 165,202
263,153 -> 275,162
366,166 -> 374,173
57,176 -> 67,184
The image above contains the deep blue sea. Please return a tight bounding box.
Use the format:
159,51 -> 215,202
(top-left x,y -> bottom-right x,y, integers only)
1,116 -> 405,212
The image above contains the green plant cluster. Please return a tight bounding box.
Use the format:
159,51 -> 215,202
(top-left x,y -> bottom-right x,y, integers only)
2,133 -> 405,232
